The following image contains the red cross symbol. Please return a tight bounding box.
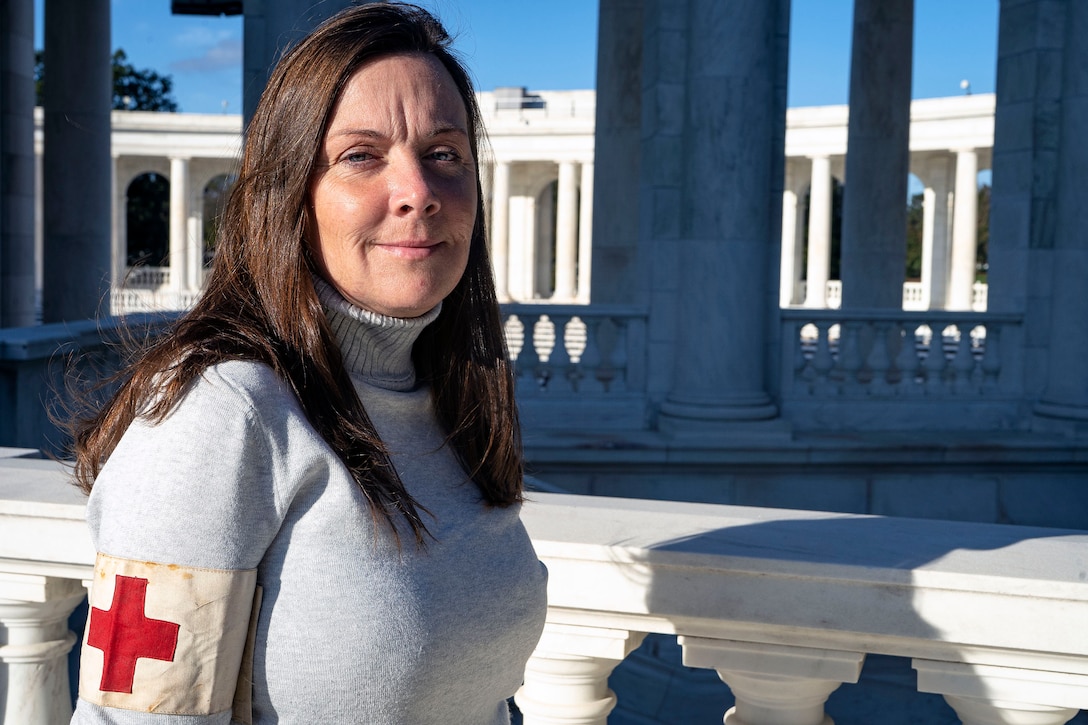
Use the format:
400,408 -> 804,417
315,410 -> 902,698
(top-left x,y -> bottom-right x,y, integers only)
87,574 -> 181,693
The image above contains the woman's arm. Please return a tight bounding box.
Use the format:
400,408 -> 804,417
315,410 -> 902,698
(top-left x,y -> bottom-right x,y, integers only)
71,362 -> 299,724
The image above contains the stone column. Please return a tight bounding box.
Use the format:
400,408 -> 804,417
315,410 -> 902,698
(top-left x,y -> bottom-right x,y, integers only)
242,0 -> 351,124
187,215 -> 203,293
654,0 -> 786,430
169,156 -> 190,295
0,575 -> 87,725
1035,0 -> 1088,420
920,154 -> 952,310
779,158 -> 808,308
109,154 -> 124,313
804,156 -> 833,308
838,0 -> 914,309
947,148 -> 979,311
0,1 -> 37,326
42,0 -> 112,323
589,0 -> 643,304
577,162 -> 594,303
491,160 -> 511,301
479,160 -> 493,240
554,161 -> 580,301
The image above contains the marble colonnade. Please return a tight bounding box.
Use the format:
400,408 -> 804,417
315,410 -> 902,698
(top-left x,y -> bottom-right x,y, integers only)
779,96 -> 994,312
35,95 -> 994,316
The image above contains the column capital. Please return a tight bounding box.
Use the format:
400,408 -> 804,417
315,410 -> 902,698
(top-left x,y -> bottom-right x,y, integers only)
681,637 -> 864,725
914,659 -> 1087,725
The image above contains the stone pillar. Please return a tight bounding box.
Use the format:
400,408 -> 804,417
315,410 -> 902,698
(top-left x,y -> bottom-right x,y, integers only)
508,194 -> 537,301
577,162 -> 594,303
169,156 -> 190,295
242,0 -> 352,124
479,160 -> 493,239
589,0 -> 643,304
654,0 -> 786,430
187,215 -> 203,293
947,149 -> 979,311
920,154 -> 952,310
515,623 -> 646,725
110,154 -> 124,306
554,161 -> 580,301
0,575 -> 87,725
804,156 -> 833,308
779,159 -> 808,308
1035,0 -> 1088,421
0,1 -> 37,326
839,0 -> 914,309
42,0 -> 112,323
491,160 -> 511,301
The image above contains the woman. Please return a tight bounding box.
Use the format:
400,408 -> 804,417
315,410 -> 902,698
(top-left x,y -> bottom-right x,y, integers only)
69,4 -> 547,724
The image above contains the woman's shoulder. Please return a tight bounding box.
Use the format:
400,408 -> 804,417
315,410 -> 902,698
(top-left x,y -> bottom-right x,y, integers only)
180,359 -> 303,421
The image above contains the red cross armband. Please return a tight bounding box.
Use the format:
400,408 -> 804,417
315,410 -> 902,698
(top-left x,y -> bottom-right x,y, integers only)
79,553 -> 261,718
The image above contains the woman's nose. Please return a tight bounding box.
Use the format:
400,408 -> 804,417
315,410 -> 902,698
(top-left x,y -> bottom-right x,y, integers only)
389,158 -> 440,216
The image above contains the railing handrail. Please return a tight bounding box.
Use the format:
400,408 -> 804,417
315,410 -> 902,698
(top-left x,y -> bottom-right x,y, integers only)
7,461 -> 1088,661
780,308 -> 1021,324
7,458 -> 1088,722
501,302 -> 648,317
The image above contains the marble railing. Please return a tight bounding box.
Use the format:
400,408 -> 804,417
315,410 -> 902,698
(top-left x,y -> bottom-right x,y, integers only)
500,304 -> 649,430
799,280 -> 989,312
501,304 -> 647,396
781,308 -> 1023,401
5,455 -> 1088,725
110,287 -> 203,316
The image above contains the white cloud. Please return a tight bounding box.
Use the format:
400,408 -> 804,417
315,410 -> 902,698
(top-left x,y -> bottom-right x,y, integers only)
170,38 -> 243,73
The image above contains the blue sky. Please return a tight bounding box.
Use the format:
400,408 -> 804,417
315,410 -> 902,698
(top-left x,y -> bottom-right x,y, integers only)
35,0 -> 998,115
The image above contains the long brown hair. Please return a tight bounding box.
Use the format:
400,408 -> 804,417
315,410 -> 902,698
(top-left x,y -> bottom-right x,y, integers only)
70,3 -> 522,544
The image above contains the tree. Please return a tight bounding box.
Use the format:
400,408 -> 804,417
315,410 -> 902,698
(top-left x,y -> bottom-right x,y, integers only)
976,184 -> 990,282
905,192 -> 924,280
34,48 -> 179,112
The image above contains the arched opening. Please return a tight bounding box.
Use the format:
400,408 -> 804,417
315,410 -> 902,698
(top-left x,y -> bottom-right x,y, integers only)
202,173 -> 236,267
125,172 -> 169,268
535,179 -> 558,298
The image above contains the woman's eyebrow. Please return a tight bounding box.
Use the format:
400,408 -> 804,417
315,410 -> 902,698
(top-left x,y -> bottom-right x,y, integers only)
328,125 -> 469,141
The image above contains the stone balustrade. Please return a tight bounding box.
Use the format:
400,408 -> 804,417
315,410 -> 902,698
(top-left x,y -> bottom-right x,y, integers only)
5,454 -> 1088,724
801,280 -> 989,312
780,308 -> 1024,430
502,304 -> 648,430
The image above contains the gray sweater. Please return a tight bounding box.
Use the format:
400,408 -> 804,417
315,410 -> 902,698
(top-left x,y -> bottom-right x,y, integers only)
72,286 -> 548,724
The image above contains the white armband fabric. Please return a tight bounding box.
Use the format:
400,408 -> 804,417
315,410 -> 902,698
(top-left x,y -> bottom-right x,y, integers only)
79,553 -> 259,717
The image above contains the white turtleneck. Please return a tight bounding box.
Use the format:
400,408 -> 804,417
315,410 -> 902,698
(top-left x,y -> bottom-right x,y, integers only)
74,285 -> 548,725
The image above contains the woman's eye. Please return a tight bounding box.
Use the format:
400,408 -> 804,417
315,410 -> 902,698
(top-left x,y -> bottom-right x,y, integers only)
429,149 -> 460,162
344,151 -> 374,164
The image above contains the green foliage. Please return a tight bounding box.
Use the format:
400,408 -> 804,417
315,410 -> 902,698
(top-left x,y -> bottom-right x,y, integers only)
126,173 -> 170,267
902,184 -> 990,282
905,192 -> 924,280
34,48 -> 179,112
976,184 -> 990,282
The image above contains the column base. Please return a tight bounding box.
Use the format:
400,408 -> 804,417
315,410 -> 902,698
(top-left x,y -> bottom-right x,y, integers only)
1034,400 -> 1088,423
658,394 -> 784,438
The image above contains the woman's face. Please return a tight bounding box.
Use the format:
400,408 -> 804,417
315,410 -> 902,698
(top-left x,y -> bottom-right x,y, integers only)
307,52 -> 476,318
